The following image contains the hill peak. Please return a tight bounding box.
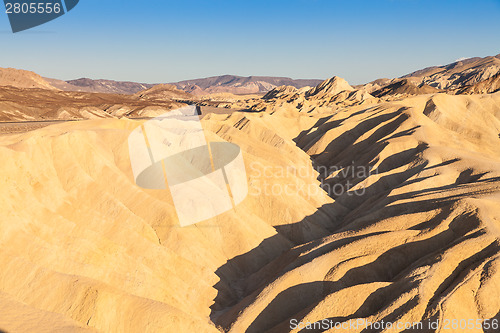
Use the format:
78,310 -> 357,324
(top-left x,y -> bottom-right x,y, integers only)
306,76 -> 353,98
0,67 -> 57,90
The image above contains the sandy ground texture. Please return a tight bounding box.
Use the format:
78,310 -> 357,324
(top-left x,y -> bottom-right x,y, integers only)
0,91 -> 499,332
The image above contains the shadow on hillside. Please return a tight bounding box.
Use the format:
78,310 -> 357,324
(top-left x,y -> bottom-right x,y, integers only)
210,105 -> 500,331
211,169 -> 500,331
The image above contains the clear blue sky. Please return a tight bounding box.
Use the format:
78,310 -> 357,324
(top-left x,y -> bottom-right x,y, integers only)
1,0 -> 499,84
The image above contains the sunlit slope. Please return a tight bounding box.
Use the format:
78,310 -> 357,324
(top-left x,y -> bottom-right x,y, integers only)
1,91 -> 500,332
215,92 -> 500,332
0,110 -> 333,332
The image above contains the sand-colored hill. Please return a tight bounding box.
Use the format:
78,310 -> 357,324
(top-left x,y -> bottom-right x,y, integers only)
306,76 -> 354,98
0,108 -> 334,332
252,76 -> 376,113
355,78 -> 392,94
134,84 -> 194,101
133,85 -> 262,110
371,79 -> 442,99
453,72 -> 500,95
0,68 -> 159,95
212,92 -> 500,332
403,54 -> 500,90
0,68 -> 58,90
196,92 -> 264,110
1,88 -> 500,332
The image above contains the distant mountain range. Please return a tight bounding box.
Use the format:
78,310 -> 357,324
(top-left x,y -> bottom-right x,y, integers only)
0,69 -> 324,96
170,75 -> 324,95
45,77 -> 155,95
1,53 -> 499,99
44,75 -> 324,95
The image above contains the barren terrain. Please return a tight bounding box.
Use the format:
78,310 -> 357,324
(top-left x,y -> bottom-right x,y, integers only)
0,60 -> 500,332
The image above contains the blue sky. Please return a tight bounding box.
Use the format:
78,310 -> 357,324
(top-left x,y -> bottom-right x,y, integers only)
1,0 -> 500,84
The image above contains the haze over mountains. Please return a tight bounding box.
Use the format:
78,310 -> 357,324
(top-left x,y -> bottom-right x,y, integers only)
1,68 -> 322,95
1,54 -> 500,332
1,54 -> 500,124
45,77 -> 156,95
171,75 -> 324,95
45,74 -> 324,95
2,54 -> 499,99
